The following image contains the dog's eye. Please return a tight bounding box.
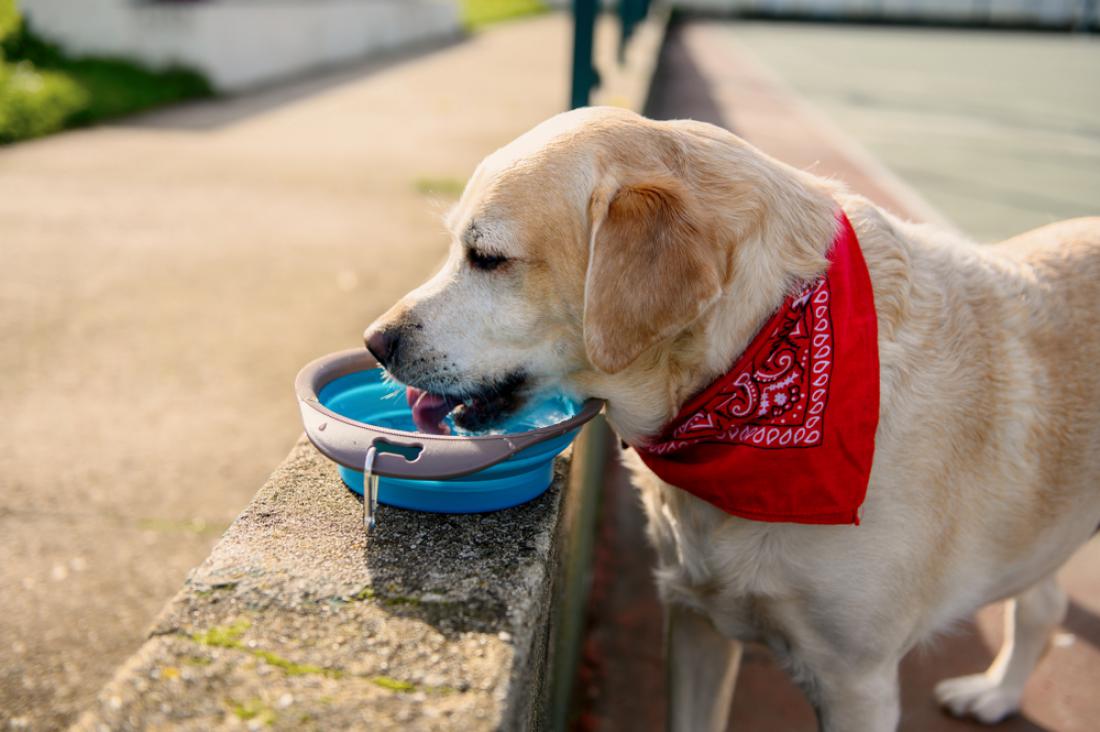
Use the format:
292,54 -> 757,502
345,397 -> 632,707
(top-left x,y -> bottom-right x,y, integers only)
467,248 -> 508,272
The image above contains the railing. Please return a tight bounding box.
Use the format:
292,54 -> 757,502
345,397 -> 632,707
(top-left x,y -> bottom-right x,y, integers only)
571,0 -> 654,109
673,0 -> 1099,31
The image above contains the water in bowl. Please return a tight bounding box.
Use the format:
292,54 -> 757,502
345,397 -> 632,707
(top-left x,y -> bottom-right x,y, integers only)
315,368 -> 584,513
320,368 -> 580,435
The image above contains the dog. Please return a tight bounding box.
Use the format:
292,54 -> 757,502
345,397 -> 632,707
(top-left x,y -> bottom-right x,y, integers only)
364,106 -> 1100,731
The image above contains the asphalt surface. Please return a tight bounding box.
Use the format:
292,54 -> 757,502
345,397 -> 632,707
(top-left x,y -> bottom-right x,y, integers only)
721,21 -> 1100,241
0,16 -> 574,730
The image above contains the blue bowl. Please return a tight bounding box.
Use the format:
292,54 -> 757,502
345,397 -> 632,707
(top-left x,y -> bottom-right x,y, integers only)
315,368 -> 583,513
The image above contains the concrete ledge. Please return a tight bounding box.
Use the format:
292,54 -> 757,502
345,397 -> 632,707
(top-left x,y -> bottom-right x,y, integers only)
72,436 -> 583,731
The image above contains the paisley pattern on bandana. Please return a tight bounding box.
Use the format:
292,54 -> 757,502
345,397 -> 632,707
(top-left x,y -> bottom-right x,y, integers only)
652,276 -> 834,453
634,210 -> 879,526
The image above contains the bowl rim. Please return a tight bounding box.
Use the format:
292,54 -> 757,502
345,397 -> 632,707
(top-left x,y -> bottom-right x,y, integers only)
295,348 -> 604,479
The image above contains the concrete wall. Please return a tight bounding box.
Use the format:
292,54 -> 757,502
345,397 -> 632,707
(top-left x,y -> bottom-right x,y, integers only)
72,439 -> 593,730
19,0 -> 461,92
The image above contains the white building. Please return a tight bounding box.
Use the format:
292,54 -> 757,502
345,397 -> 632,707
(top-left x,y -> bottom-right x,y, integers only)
19,0 -> 460,92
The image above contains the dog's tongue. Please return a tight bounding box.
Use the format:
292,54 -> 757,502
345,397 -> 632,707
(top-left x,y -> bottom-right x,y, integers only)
406,387 -> 458,435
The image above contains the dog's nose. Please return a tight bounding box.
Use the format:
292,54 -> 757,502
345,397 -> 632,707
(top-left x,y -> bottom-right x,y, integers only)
365,326 -> 400,368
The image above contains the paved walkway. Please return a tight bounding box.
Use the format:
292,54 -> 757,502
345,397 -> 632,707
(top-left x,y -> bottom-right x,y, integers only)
575,20 -> 1100,732
0,15 -> 575,730
714,22 -> 1100,242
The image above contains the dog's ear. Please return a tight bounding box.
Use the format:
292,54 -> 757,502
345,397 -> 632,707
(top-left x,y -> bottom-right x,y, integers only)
584,178 -> 723,374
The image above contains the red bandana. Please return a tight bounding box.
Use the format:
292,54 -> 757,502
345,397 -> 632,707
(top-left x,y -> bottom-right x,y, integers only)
635,211 -> 879,525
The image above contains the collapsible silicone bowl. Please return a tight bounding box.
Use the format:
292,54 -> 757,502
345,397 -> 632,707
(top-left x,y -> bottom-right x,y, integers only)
295,349 -> 603,516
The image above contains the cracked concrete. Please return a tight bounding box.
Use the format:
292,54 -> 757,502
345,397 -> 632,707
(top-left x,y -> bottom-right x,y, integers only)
71,439 -> 574,731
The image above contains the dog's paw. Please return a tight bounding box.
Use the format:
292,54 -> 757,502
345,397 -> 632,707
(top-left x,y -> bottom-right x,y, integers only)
934,674 -> 1021,724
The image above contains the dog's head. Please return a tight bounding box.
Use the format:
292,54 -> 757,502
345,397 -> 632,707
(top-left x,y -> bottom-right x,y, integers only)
365,107 -> 834,439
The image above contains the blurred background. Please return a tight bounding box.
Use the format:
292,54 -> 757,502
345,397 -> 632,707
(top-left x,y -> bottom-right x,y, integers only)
1,1 -> 1097,730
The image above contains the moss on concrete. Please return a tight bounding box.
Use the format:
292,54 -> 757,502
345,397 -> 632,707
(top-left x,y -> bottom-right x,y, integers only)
228,697 -> 277,726
369,676 -> 416,692
71,440 -> 576,730
190,618 -> 251,648
250,650 -> 342,679
188,618 -> 343,679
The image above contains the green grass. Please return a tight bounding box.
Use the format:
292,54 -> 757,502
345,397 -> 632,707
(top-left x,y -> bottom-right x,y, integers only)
0,0 -> 212,144
413,176 -> 467,198
461,0 -> 549,31
47,57 -> 210,126
0,0 -> 17,42
0,61 -> 87,144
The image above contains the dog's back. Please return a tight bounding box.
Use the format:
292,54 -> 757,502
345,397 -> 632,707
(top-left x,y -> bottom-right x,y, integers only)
845,206 -> 1100,617
1000,217 -> 1100,503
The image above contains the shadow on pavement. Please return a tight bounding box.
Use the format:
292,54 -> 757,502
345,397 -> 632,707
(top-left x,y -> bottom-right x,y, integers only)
644,22 -> 727,129
1064,600 -> 1100,651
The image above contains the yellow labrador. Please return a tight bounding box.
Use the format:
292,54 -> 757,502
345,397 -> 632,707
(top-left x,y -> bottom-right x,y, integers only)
364,107 -> 1100,731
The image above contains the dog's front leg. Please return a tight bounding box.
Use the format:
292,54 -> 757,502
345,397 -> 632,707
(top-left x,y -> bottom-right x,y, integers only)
666,604 -> 742,732
934,575 -> 1068,723
809,659 -> 901,732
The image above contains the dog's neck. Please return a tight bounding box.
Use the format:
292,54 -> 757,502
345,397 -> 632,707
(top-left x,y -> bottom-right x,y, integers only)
594,178 -> 840,445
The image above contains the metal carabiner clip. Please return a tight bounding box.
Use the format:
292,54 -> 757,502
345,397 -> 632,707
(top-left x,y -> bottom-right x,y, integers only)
363,445 -> 380,532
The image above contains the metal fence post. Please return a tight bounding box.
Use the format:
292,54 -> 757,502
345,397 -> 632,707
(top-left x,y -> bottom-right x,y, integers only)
618,0 -> 649,62
570,0 -> 598,109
